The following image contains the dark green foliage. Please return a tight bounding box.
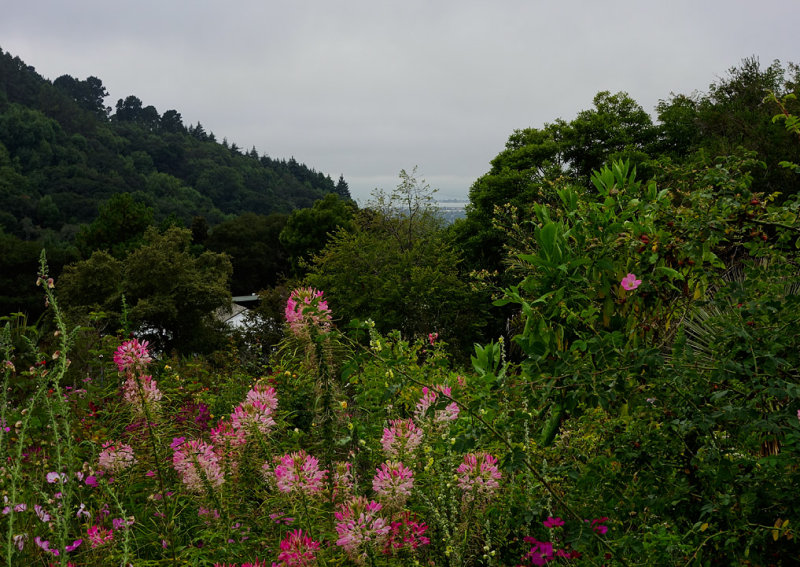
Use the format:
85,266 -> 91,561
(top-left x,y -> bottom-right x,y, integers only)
279,193 -> 357,275
307,170 -> 487,355
205,212 -> 290,294
0,47 -> 344,240
59,227 -> 232,353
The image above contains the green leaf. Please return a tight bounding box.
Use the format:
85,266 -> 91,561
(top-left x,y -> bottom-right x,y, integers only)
654,266 -> 685,280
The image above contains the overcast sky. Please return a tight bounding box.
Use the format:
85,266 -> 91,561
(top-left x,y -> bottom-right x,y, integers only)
3,1 -> 799,202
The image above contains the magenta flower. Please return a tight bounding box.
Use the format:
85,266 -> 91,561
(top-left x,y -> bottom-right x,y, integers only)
274,529 -> 321,566
590,517 -> 609,535
457,452 -> 502,502
86,525 -> 114,548
113,338 -> 152,373
98,441 -> 137,474
620,273 -> 642,291
523,537 -> 555,565
372,461 -> 414,506
210,420 -> 247,449
542,516 -> 564,528
268,450 -> 328,495
334,497 -> 390,564
381,419 -> 423,459
172,438 -> 225,493
383,511 -> 430,554
285,287 -> 333,337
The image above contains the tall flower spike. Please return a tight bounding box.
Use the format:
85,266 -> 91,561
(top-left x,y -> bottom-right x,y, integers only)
285,287 -> 332,337
457,452 -> 502,502
268,450 -> 328,495
113,338 -> 152,373
372,461 -> 414,506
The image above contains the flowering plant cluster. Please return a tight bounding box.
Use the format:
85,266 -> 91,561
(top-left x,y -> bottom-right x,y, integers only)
285,287 -> 332,337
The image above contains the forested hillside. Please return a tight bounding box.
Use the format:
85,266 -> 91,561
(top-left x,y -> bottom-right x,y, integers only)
0,47 -> 350,317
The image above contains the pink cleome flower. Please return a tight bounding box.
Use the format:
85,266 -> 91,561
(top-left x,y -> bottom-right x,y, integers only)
414,385 -> 459,423
456,452 -> 502,502
98,441 -> 137,474
230,385 -> 279,437
620,273 -> 642,291
122,375 -> 163,414
381,418 -> 423,459
372,461 -> 414,506
383,511 -> 430,555
171,437 -> 225,493
267,450 -> 328,495
86,525 -> 114,548
113,338 -> 152,373
334,497 -> 390,564
285,287 -> 332,337
274,529 -> 321,567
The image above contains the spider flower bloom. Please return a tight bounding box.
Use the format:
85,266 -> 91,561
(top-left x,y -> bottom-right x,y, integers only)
372,461 -> 414,506
210,419 -> 247,450
245,384 -> 279,411
620,273 -> 642,291
172,438 -> 225,493
334,497 -> 390,564
86,525 -> 114,548
457,452 -> 502,502
414,385 -> 459,423
268,451 -> 327,495
122,375 -> 163,414
98,441 -> 137,474
285,287 -> 332,337
274,529 -> 321,567
113,339 -> 152,373
381,419 -> 423,459
383,511 -> 430,554
230,400 -> 276,436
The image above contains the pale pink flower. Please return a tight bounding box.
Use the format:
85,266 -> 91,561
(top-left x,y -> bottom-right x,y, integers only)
245,384 -> 279,410
620,273 -> 642,291
113,338 -> 152,373
46,471 -> 66,484
381,419 -> 423,459
34,536 -> 58,555
12,534 -> 26,551
334,497 -> 390,564
171,438 -> 225,493
414,385 -> 459,423
372,461 -> 414,506
457,452 -> 502,502
230,399 -> 276,437
98,441 -> 137,474
122,375 -> 163,413
34,504 -> 50,523
268,451 -> 327,495
274,529 -> 321,566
